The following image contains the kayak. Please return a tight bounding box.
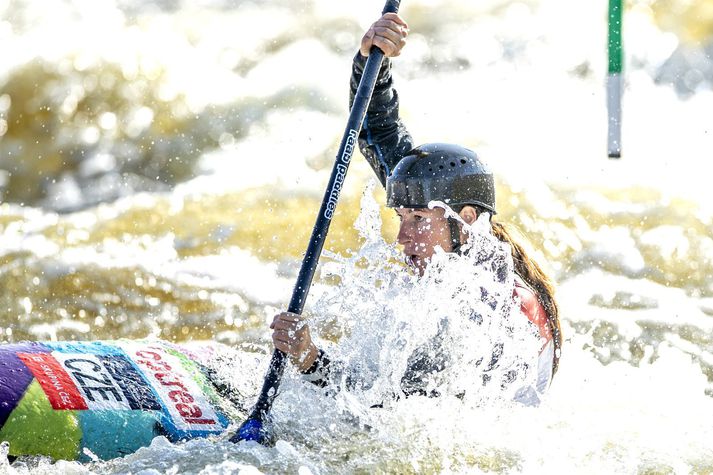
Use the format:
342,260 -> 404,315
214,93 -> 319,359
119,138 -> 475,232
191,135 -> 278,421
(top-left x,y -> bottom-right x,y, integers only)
0,339 -> 242,461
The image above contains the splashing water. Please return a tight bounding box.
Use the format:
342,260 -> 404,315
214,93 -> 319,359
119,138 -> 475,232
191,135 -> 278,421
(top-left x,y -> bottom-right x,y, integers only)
314,190 -> 540,404
221,188 -> 713,473
259,184 -> 547,468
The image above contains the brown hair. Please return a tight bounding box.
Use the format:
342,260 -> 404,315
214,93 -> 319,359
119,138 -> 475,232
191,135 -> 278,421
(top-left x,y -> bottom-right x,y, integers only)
490,221 -> 562,374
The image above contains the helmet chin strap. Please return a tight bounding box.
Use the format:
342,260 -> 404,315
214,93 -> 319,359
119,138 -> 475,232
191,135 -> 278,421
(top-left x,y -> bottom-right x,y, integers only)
448,217 -> 462,255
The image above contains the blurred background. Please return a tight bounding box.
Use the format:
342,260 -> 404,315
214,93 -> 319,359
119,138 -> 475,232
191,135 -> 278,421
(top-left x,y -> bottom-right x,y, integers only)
1,0 -> 713,472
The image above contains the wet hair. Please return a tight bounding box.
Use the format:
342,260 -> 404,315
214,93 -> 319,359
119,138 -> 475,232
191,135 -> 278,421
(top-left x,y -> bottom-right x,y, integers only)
453,205 -> 562,374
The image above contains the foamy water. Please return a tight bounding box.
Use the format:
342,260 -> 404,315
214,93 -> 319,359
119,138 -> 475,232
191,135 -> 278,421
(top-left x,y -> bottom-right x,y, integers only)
1,0 -> 713,473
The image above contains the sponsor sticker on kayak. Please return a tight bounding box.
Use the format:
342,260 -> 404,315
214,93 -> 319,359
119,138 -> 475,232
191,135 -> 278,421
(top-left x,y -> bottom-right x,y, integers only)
18,352 -> 87,411
50,352 -> 135,410
118,342 -> 224,436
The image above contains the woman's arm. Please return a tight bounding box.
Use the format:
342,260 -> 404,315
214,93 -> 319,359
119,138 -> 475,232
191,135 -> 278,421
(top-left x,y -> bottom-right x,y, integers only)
350,13 -> 414,188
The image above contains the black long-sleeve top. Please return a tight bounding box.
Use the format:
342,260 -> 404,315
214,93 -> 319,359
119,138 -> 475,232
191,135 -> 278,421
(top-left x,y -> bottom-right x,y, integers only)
349,52 -> 414,187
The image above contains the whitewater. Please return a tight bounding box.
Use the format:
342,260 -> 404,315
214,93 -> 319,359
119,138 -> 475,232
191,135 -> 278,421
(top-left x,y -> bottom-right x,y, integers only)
1,0 -> 713,473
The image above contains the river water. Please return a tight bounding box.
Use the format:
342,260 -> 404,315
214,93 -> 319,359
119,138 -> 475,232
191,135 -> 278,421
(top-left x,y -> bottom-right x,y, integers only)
1,0 -> 713,473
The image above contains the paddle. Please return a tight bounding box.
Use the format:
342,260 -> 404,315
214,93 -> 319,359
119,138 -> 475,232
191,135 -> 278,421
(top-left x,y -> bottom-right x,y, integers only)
230,0 -> 402,444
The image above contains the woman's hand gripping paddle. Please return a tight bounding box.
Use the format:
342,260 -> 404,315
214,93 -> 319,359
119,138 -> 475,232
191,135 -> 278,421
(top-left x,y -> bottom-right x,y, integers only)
230,0 -> 402,445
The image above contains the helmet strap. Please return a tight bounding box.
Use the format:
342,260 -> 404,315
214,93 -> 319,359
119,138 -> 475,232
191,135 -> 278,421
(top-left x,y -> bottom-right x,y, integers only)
448,217 -> 462,255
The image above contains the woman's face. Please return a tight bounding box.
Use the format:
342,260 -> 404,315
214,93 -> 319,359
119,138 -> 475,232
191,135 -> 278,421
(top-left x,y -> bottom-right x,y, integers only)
395,207 -> 453,275
395,206 -> 478,275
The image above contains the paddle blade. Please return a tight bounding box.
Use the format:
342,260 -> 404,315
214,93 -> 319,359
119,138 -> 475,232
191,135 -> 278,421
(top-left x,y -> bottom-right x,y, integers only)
229,418 -> 272,445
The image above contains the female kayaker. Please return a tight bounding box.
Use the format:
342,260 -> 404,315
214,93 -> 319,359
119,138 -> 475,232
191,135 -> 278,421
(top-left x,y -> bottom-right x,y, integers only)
271,13 -> 562,401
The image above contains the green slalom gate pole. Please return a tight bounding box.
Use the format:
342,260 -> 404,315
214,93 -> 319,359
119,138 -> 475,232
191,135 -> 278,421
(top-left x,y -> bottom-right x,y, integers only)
607,0 -> 623,158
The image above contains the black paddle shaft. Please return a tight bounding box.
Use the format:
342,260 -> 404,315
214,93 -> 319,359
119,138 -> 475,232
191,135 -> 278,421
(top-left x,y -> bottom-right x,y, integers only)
239,0 -> 402,433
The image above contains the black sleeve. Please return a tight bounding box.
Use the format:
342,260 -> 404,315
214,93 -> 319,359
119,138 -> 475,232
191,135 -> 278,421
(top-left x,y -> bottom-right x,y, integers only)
301,349 -> 332,388
349,52 -> 415,188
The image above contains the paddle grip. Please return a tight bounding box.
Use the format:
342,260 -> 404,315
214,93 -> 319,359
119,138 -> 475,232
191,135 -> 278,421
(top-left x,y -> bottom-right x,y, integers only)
383,0 -> 400,14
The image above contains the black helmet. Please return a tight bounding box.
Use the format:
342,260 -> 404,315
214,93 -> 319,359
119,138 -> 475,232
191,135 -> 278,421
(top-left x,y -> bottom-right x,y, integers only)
386,143 -> 496,214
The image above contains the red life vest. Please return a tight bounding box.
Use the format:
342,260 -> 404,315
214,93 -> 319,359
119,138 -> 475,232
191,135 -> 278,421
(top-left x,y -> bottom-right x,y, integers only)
514,277 -> 555,395
514,278 -> 553,346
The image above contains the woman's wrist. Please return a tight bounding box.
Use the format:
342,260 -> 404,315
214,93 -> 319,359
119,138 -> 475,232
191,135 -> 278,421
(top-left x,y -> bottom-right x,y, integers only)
297,343 -> 319,373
